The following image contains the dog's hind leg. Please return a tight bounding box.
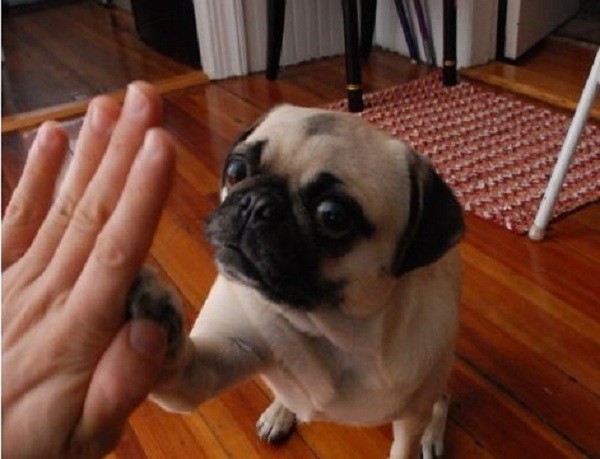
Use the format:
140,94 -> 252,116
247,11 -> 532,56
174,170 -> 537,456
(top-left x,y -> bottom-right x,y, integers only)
256,399 -> 297,444
420,393 -> 449,459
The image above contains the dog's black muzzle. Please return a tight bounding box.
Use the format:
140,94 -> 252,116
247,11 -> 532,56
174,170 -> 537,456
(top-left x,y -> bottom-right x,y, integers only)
204,180 -> 343,309
238,186 -> 288,229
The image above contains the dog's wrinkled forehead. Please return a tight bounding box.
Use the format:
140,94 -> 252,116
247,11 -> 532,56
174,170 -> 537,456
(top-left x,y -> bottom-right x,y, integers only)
242,105 -> 409,193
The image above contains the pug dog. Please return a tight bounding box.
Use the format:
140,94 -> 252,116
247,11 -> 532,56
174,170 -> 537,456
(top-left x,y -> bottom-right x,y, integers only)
128,104 -> 464,459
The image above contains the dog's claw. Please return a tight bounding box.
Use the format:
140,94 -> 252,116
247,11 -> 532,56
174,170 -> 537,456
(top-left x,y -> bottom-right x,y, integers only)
256,400 -> 296,444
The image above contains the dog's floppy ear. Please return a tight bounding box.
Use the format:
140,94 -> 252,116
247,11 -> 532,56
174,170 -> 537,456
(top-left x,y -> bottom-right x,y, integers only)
392,152 -> 464,276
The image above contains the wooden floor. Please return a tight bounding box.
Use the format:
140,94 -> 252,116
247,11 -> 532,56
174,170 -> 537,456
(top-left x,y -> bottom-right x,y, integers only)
1,0 -> 206,133
1,0 -> 196,116
2,8 -> 599,458
463,36 -> 600,121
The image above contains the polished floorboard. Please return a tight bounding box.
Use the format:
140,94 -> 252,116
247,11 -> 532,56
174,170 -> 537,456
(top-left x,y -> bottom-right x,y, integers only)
463,37 -> 600,121
1,0 -> 194,117
1,7 -> 599,458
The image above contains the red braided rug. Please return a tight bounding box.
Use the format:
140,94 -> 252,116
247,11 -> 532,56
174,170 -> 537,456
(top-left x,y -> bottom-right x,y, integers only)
324,71 -> 600,233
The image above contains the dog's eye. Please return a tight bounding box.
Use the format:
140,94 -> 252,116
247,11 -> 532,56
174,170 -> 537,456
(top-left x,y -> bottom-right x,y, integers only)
225,159 -> 248,186
316,200 -> 352,238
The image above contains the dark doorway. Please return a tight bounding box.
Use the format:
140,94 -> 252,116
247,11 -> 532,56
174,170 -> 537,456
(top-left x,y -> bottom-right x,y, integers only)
130,0 -> 201,68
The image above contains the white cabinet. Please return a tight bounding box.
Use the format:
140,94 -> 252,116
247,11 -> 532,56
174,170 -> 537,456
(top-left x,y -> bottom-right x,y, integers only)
504,0 -> 580,59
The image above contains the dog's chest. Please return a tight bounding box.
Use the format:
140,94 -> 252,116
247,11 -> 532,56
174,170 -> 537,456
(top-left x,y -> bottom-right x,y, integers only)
261,335 -> 404,425
256,308 -> 406,425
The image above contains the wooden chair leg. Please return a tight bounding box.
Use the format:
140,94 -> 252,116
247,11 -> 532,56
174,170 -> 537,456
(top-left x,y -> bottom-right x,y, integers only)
360,0 -> 377,61
342,0 -> 364,112
266,0 -> 286,80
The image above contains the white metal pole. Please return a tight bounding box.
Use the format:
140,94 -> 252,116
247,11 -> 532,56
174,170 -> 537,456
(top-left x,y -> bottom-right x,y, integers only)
528,48 -> 600,241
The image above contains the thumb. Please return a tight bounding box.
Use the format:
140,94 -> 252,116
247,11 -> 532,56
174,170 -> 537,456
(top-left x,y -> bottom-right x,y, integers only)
73,320 -> 167,456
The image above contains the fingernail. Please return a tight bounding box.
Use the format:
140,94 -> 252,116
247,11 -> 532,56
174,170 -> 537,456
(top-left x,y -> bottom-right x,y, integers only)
129,320 -> 166,360
141,129 -> 166,161
123,83 -> 149,116
38,123 -> 60,149
90,103 -> 114,135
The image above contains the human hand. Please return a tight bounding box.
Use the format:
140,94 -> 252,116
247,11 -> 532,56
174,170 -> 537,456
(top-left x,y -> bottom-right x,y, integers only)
2,82 -> 176,458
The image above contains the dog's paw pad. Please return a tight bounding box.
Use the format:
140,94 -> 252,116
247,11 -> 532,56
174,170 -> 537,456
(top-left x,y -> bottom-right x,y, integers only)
256,401 -> 296,444
126,266 -> 184,359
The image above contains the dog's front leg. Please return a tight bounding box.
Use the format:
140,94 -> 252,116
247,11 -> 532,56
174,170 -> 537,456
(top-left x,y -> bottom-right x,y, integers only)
389,415 -> 429,459
127,269 -> 271,413
389,393 -> 449,459
149,332 -> 270,413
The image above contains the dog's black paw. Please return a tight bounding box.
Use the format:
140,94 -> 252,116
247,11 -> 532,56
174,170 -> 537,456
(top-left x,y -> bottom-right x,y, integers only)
126,267 -> 184,359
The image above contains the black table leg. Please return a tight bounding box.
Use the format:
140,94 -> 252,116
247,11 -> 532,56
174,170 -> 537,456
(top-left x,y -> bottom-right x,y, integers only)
443,0 -> 457,86
266,0 -> 286,80
360,0 -> 377,61
342,0 -> 364,112
394,0 -> 420,62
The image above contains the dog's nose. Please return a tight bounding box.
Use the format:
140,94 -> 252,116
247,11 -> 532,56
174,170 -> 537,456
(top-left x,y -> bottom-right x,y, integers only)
240,191 -> 286,224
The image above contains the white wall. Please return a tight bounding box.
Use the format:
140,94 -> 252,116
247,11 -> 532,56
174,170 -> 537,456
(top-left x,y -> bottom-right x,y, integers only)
242,0 -> 345,73
194,0 -> 498,80
194,1 -> 248,78
374,0 -> 498,69
505,0 -> 580,59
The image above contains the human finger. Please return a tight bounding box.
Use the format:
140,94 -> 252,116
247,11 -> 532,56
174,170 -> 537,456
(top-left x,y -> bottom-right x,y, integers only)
28,97 -> 121,267
71,320 -> 166,458
19,97 -> 121,282
2,121 -> 68,269
66,128 -> 175,346
43,82 -> 163,288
